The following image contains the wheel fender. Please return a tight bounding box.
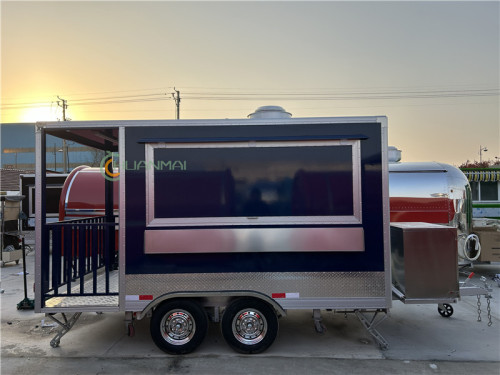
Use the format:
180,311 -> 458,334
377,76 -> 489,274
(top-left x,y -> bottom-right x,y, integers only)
135,291 -> 286,320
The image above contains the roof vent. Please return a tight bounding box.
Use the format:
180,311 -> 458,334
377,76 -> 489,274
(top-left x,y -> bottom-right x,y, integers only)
248,106 -> 292,119
388,146 -> 402,163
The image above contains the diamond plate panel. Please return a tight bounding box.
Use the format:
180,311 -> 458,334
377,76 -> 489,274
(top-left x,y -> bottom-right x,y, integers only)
126,271 -> 386,299
45,295 -> 119,308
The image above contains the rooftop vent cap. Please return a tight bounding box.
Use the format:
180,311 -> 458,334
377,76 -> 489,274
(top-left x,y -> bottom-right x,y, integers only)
248,106 -> 292,119
388,146 -> 402,163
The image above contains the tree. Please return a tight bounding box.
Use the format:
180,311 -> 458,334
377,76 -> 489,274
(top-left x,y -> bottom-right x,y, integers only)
87,148 -> 106,167
459,159 -> 500,169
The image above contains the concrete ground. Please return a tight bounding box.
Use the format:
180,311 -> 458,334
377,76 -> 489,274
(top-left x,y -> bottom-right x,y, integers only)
1,251 -> 499,375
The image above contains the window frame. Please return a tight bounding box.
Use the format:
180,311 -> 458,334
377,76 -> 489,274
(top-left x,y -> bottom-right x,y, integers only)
145,139 -> 362,227
471,180 -> 499,202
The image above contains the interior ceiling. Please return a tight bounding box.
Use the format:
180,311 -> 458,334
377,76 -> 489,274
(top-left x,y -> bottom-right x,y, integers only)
46,128 -> 119,151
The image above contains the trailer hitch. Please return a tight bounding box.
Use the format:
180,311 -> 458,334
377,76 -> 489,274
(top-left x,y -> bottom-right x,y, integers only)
460,274 -> 493,327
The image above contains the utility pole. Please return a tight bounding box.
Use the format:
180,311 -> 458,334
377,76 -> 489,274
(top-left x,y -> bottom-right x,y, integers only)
57,96 -> 69,172
57,96 -> 68,121
172,88 -> 181,119
53,144 -> 57,171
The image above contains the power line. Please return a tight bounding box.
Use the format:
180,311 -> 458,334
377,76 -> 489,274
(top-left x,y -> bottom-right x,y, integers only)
1,86 -> 498,112
69,92 -> 171,103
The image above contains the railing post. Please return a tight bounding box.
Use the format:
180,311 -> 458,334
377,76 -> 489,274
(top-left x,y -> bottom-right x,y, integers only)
41,226 -> 50,295
104,153 -> 114,294
36,126 -> 47,310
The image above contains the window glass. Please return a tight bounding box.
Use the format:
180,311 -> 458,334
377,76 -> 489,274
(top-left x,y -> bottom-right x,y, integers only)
31,186 -> 61,215
153,145 -> 354,218
470,181 -> 479,201
480,181 -> 498,201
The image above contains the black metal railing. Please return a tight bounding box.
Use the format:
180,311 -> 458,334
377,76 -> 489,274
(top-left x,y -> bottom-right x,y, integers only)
41,216 -> 118,306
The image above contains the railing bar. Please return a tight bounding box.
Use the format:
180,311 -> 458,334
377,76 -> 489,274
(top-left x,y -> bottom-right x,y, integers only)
85,227 -> 90,274
99,222 -> 104,268
48,222 -> 116,226
104,220 -> 110,294
51,226 -> 61,296
72,226 -> 78,280
79,224 -> 86,294
64,226 -> 72,294
92,225 -> 98,294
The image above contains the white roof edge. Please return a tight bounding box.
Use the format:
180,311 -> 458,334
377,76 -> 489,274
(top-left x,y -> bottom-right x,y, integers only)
37,116 -> 387,129
389,161 -> 452,172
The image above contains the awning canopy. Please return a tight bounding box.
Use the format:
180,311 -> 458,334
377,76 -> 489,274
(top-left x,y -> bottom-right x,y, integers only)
462,169 -> 500,182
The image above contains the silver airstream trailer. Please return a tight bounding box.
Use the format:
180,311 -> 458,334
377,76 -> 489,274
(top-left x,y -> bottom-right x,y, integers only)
388,147 -> 480,262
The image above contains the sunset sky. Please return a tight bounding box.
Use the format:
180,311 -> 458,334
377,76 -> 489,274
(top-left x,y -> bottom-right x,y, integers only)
1,1 -> 498,166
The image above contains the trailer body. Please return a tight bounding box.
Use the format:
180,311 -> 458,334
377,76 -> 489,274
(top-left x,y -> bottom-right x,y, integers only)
35,112 -> 391,352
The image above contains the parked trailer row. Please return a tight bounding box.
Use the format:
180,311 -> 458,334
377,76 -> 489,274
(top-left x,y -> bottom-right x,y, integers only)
34,107 -> 491,354
57,156 -> 481,262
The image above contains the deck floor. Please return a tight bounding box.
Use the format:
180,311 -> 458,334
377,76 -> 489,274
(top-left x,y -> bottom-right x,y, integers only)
44,268 -> 119,309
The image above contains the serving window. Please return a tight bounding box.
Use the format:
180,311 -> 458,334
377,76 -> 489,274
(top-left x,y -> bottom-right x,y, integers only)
145,139 -> 362,226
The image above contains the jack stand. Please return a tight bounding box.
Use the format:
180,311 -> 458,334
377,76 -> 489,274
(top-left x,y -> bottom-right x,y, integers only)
125,311 -> 135,337
355,309 -> 389,350
47,312 -> 82,348
17,238 -> 34,310
313,309 -> 326,334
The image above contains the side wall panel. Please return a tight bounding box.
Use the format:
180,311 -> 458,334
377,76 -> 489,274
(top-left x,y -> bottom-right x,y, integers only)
122,121 -> 390,309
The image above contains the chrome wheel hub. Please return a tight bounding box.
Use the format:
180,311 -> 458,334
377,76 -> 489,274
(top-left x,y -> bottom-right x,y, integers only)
232,309 -> 267,345
161,310 -> 195,345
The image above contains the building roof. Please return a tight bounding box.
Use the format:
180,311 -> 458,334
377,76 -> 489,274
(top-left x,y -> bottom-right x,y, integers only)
0,168 -> 34,192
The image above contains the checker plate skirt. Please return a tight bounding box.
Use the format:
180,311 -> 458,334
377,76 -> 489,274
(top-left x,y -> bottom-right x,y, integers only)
44,295 -> 119,308
126,271 -> 386,298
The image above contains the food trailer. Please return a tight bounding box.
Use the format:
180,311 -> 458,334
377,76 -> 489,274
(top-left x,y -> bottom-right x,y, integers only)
35,107 -> 393,353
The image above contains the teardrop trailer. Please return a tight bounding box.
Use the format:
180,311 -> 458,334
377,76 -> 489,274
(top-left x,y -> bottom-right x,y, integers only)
34,107 -> 491,354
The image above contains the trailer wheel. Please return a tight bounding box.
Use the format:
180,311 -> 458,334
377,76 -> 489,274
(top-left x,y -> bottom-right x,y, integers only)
221,298 -> 278,354
438,303 -> 454,318
150,299 -> 208,355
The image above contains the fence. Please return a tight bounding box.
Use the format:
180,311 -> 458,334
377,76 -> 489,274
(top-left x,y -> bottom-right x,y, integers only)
41,216 -> 117,307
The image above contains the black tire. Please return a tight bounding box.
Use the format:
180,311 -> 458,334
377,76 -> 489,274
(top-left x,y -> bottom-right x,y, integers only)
150,299 -> 208,355
221,298 -> 278,354
438,303 -> 454,318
